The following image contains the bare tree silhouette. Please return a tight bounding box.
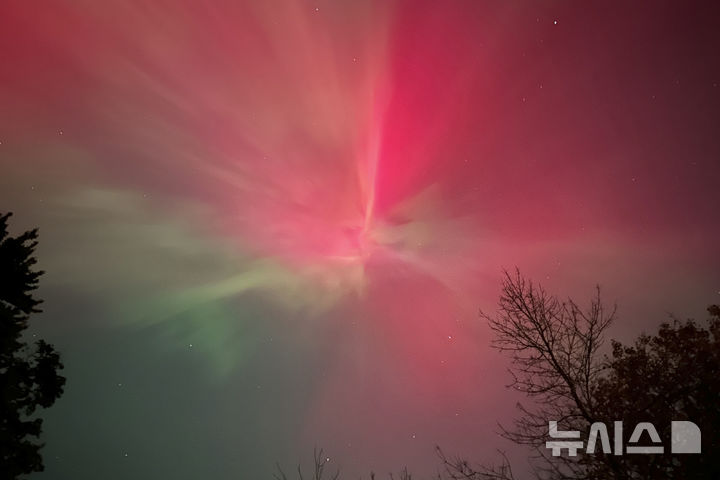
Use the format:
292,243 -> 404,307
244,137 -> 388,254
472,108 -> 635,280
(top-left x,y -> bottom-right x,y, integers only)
482,269 -> 616,479
275,449 -> 340,480
442,270 -> 720,479
274,449 -> 426,480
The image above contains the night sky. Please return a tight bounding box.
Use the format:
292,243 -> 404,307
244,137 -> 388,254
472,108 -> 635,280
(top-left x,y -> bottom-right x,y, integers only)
1,1 -> 719,478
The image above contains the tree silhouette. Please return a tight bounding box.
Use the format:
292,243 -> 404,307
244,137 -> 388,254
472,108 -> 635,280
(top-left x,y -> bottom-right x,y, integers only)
275,449 -> 341,480
443,270 -> 720,479
274,449 -> 421,480
591,305 -> 720,479
482,269 -> 617,479
0,212 -> 65,478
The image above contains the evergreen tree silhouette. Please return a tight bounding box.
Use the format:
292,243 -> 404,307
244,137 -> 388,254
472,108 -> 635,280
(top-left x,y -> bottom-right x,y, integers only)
0,212 -> 65,478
